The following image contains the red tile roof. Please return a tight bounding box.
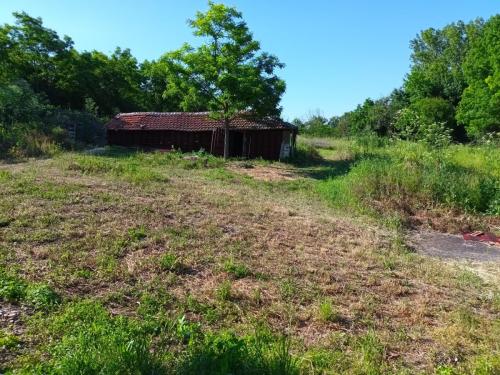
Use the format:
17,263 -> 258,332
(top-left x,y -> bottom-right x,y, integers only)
106,112 -> 295,132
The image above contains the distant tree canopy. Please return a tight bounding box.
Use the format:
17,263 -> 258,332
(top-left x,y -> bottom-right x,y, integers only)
323,14 -> 499,142
0,3 -> 285,157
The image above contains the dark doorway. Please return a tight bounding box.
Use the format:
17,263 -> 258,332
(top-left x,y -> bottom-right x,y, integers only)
229,131 -> 243,157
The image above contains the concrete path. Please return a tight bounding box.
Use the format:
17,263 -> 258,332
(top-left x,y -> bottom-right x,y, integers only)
410,231 -> 500,262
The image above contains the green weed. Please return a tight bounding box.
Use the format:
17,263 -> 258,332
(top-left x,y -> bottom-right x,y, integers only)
216,280 -> 232,301
317,298 -> 340,323
223,258 -> 250,279
160,252 -> 182,272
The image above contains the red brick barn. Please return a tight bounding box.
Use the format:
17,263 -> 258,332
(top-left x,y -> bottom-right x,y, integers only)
106,112 -> 297,160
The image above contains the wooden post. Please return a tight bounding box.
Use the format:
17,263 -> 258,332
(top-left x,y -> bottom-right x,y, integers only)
223,117 -> 230,159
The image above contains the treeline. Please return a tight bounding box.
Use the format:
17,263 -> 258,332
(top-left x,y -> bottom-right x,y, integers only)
0,12 -> 191,157
295,15 -> 500,145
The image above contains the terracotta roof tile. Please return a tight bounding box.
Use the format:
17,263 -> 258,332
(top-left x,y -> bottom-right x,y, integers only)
106,112 -> 295,131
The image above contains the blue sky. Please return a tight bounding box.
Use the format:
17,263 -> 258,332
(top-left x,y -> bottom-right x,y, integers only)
1,1 -> 498,120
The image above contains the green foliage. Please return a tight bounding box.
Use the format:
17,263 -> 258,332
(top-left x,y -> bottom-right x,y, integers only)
338,89 -> 409,137
317,298 -> 340,323
223,258 -> 250,279
316,138 -> 499,216
293,114 -> 337,137
216,280 -> 232,301
163,2 -> 286,158
279,279 -> 297,301
0,329 -> 19,350
127,226 -> 147,241
0,270 -> 26,302
394,107 -> 452,147
160,252 -> 182,272
354,331 -> 385,375
17,300 -> 299,374
457,15 -> 500,137
25,284 -> 61,310
177,329 -> 299,375
0,268 -> 60,309
24,301 -> 165,374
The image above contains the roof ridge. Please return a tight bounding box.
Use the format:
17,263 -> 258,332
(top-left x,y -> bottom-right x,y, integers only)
117,112 -> 211,117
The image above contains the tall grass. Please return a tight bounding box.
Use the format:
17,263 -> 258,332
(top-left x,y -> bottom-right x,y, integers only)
311,136 -> 499,216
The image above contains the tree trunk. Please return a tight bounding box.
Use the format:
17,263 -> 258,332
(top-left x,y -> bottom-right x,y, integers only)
223,117 -> 230,159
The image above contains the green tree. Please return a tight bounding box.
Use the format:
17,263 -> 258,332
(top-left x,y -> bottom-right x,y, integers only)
456,15 -> 500,137
405,20 -> 482,106
163,2 -> 286,158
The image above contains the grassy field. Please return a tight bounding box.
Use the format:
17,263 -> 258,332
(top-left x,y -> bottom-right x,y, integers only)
0,140 -> 499,374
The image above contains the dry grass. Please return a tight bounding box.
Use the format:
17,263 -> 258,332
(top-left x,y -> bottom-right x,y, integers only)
0,149 -> 498,373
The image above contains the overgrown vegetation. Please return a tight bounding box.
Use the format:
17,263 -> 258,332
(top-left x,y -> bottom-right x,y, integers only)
297,136 -> 499,230
0,147 -> 498,373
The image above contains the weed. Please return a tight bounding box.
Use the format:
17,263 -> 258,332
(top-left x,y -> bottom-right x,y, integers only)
455,268 -> 484,288
0,271 -> 26,302
317,298 -> 340,323
128,226 -> 147,241
0,270 -> 60,309
354,331 -> 385,375
160,252 -> 182,272
25,284 -> 61,310
176,328 -> 299,375
280,279 -> 297,301
0,329 -> 19,349
22,301 -> 165,374
252,288 -> 262,305
223,258 -> 250,279
216,280 -> 232,301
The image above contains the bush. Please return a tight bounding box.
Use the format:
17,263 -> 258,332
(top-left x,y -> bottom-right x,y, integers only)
393,107 -> 452,146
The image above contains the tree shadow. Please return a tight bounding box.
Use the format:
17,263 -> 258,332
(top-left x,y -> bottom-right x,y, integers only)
285,148 -> 357,180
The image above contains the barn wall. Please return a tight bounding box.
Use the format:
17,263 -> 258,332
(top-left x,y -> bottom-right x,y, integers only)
107,129 -> 289,160
107,130 -> 213,153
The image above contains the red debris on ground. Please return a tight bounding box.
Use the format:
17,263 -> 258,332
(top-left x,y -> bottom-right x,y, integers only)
462,231 -> 500,246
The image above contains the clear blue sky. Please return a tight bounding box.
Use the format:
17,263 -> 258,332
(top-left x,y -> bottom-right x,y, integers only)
1,1 -> 498,120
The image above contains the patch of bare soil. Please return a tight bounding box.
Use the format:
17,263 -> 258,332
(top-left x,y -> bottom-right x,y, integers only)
0,303 -> 31,365
228,163 -> 299,181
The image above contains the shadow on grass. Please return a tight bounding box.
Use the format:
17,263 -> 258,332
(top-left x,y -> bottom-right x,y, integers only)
285,146 -> 357,180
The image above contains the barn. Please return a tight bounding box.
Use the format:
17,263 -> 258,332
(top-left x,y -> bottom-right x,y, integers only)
106,112 -> 297,160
